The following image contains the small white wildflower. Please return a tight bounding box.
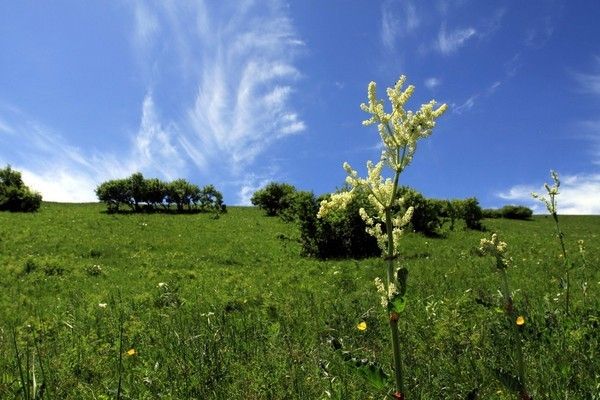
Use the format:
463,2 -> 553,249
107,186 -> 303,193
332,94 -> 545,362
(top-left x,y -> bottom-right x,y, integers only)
98,303 -> 107,308
157,282 -> 167,288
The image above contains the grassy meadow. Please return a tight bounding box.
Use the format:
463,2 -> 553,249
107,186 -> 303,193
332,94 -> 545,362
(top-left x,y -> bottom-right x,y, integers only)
0,203 -> 599,399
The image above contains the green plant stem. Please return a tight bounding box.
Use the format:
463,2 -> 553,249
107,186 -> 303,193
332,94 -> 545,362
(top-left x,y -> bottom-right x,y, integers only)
389,318 -> 404,394
500,269 -> 528,397
551,211 -> 570,315
385,201 -> 404,395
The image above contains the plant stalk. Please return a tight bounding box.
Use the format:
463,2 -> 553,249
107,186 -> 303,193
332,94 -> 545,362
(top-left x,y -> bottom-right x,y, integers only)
551,211 -> 569,315
385,205 -> 404,395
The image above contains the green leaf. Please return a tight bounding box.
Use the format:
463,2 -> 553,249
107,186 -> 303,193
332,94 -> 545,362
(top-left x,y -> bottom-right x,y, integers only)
396,267 -> 408,296
389,294 -> 407,313
359,362 -> 389,390
492,368 -> 523,394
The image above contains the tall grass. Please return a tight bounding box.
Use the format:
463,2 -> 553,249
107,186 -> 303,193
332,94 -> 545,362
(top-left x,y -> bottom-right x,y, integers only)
0,203 -> 599,398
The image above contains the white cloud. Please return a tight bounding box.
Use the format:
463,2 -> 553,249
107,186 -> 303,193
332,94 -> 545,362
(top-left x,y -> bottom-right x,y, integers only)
133,94 -> 184,179
572,56 -> 600,96
381,0 -> 420,51
1,1 -> 307,204
524,16 -> 554,49
19,167 -> 98,203
133,2 -> 159,49
452,95 -> 478,114
498,173 -> 600,215
0,99 -> 184,203
178,3 -> 305,176
576,120 -> 600,165
436,23 -> 476,55
424,77 -> 441,90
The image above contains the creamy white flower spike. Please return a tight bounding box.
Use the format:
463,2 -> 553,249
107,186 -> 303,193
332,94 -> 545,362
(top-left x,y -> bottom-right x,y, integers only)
318,76 -> 447,258
480,233 -> 511,269
532,170 -> 561,215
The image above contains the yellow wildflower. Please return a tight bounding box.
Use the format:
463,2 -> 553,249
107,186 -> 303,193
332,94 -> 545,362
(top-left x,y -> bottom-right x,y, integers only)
357,321 -> 367,331
126,348 -> 137,356
516,316 -> 525,326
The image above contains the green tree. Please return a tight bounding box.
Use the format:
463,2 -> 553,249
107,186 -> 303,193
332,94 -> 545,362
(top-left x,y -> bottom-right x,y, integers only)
0,165 -> 42,212
251,182 -> 296,216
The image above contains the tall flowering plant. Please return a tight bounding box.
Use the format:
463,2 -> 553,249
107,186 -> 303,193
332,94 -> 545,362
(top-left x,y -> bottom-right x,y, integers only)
318,76 -> 447,397
531,171 -> 572,315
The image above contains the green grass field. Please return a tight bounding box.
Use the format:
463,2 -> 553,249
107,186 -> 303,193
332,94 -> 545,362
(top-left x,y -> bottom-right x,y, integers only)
1,203 -> 598,399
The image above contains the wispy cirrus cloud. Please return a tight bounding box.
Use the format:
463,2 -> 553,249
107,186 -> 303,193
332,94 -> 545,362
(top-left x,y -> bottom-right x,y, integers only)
572,56 -> 600,96
380,0 -> 420,52
0,99 -> 184,202
134,1 -> 306,203
524,15 -> 555,49
498,173 -> 600,215
436,23 -> 476,55
1,1 -> 305,205
424,77 -> 441,90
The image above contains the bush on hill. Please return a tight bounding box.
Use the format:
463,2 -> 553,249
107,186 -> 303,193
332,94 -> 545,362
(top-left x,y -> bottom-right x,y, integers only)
293,188 -> 380,259
0,165 -> 42,212
251,182 -> 296,217
95,173 -> 225,214
482,205 -> 533,220
499,205 -> 533,220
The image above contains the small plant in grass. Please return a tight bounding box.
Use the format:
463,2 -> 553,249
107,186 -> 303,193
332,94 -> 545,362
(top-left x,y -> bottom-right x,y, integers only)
85,264 -> 104,276
479,233 -> 531,400
318,75 -> 447,397
531,170 -> 573,315
154,282 -> 182,308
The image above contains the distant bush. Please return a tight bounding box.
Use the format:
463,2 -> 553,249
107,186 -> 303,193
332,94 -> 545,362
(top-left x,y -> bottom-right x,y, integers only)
251,182 -> 296,216
441,200 -> 464,230
398,187 -> 444,236
294,189 -> 379,259
0,165 -> 42,212
500,205 -> 533,220
95,173 -> 225,214
482,208 -> 502,219
95,179 -> 131,213
461,197 -> 484,230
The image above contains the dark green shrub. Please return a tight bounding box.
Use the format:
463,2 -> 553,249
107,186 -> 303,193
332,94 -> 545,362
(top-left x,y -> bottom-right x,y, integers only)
398,187 -> 444,236
96,175 -> 223,214
482,208 -> 502,219
144,178 -> 168,209
442,200 -> 463,230
166,179 -> 199,211
295,189 -> 379,259
197,184 -> 225,212
500,205 -> 533,220
461,197 -> 484,230
0,165 -> 42,212
251,182 -> 296,216
95,179 -> 130,213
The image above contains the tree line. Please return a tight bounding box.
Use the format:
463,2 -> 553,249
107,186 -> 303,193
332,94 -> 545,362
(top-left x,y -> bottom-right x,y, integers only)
95,173 -> 225,214
251,182 -> 532,259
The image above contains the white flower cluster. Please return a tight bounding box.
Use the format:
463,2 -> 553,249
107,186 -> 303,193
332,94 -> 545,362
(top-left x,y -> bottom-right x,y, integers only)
374,277 -> 397,308
479,233 -> 510,269
532,170 -> 560,215
317,76 -> 447,258
360,76 -> 447,173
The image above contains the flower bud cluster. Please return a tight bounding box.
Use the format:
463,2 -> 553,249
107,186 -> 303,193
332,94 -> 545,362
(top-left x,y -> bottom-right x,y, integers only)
318,76 -> 447,258
479,233 -> 510,270
360,76 -> 447,173
374,277 -> 398,308
532,170 -> 560,215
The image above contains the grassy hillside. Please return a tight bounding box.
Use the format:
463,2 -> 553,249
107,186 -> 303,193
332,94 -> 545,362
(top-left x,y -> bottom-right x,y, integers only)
0,203 -> 598,399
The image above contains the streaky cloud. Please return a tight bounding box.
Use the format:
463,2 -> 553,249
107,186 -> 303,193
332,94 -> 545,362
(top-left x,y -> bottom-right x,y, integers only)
498,174 -> 600,215
436,23 -> 476,55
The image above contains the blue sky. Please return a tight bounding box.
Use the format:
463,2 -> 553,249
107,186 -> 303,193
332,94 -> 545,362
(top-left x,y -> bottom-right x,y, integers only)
1,1 -> 599,213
